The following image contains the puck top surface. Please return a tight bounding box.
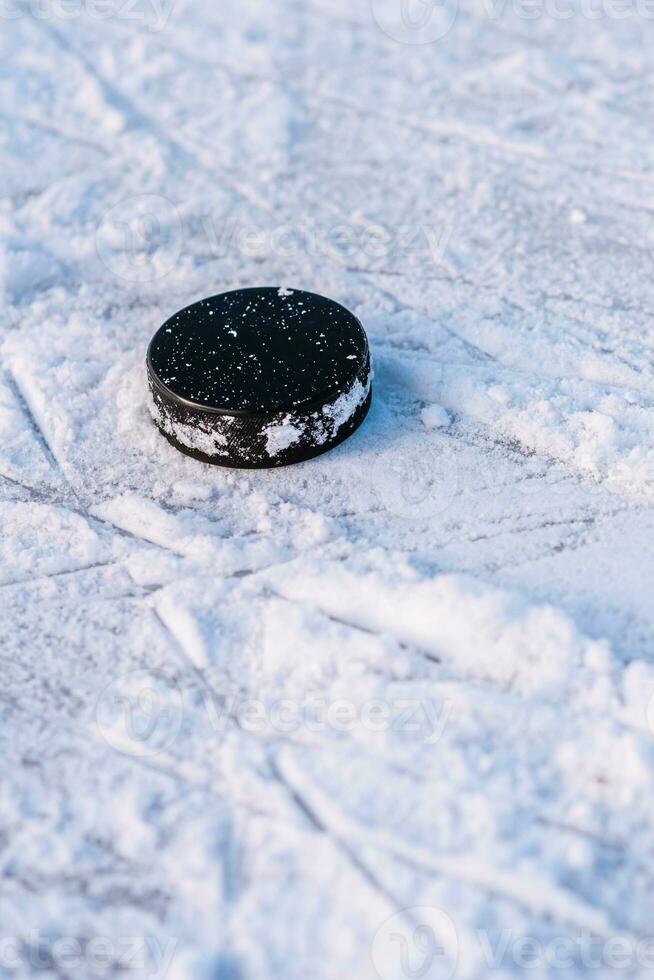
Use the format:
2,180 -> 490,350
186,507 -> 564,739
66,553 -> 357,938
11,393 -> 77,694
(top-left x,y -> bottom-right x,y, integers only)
147,287 -> 369,415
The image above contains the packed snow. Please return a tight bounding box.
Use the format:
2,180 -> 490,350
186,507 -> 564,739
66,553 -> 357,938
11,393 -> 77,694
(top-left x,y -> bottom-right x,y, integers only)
2,2 -> 654,979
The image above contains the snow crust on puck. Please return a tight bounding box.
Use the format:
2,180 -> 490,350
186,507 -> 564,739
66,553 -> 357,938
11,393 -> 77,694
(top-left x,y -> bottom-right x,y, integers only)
147,369 -> 371,463
263,375 -> 370,457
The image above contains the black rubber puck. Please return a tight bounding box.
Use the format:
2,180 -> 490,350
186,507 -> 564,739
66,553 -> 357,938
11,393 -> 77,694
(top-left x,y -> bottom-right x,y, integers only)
146,287 -> 372,468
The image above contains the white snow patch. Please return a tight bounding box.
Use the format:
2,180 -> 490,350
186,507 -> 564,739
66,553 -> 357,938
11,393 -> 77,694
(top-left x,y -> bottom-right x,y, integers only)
263,414 -> 303,456
420,403 -> 451,429
319,376 -> 369,442
147,391 -> 228,457
262,554 -> 615,702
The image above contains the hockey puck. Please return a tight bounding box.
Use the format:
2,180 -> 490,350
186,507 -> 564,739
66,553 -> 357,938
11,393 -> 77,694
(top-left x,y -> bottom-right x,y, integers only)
146,287 -> 372,468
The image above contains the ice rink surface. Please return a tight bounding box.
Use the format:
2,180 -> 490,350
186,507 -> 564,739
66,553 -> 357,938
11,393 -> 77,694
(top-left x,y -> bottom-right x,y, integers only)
3,1 -> 654,977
